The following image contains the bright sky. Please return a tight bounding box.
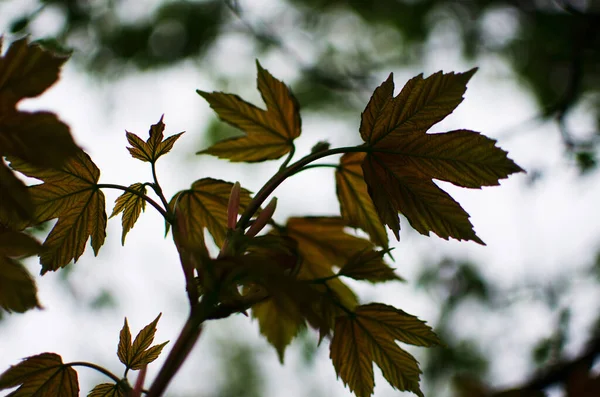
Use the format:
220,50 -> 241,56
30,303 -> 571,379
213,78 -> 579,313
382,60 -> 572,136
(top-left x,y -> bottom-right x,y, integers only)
2,2 -> 600,397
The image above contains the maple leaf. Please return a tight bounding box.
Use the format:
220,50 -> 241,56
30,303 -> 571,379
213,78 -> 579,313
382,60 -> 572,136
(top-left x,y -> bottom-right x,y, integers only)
168,178 -> 253,248
339,248 -> 402,283
110,183 -> 147,245
8,150 -> 107,274
0,226 -> 41,313
359,70 -> 524,244
330,304 -> 440,397
0,38 -> 79,224
126,116 -> 184,163
88,383 -> 130,397
0,352 -> 79,396
336,152 -> 388,248
117,313 -> 169,371
197,61 -> 301,162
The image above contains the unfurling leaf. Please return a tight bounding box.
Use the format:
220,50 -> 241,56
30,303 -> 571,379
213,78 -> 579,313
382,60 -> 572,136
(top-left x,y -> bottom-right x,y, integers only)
88,382 -> 130,397
360,70 -> 524,244
8,150 -> 106,274
0,38 -> 79,224
339,248 -> 402,283
126,116 -> 184,163
336,152 -> 388,248
117,313 -> 169,371
0,226 -> 41,313
0,353 -> 79,396
168,178 -> 253,248
197,61 -> 301,162
110,183 -> 147,245
330,304 -> 440,397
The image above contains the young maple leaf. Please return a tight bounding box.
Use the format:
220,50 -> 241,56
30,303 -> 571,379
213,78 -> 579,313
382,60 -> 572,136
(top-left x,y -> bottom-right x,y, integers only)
126,116 -> 184,163
117,313 -> 169,371
8,151 -> 107,274
168,178 -> 254,248
0,353 -> 79,396
0,226 -> 41,313
197,60 -> 301,162
360,70 -> 524,244
330,304 -> 440,397
0,37 -> 79,224
110,183 -> 147,245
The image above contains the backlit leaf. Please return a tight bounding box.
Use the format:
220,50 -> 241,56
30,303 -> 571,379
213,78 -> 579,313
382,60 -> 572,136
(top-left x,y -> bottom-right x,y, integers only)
339,249 -> 402,283
0,161 -> 33,225
336,152 -> 388,248
197,60 -> 301,162
0,226 -> 41,313
0,352 -> 79,396
126,116 -> 184,163
87,383 -> 129,397
117,313 -> 169,371
8,150 -> 107,274
252,298 -> 306,364
169,178 -> 253,248
110,183 -> 147,245
330,304 -> 440,397
360,70 -> 524,243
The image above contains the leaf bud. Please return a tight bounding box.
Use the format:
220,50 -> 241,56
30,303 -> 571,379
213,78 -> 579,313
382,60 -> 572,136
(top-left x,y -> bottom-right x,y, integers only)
245,197 -> 277,237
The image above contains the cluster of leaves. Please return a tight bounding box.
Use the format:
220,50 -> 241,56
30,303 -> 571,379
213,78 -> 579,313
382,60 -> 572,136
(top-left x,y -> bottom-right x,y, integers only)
0,35 -> 523,397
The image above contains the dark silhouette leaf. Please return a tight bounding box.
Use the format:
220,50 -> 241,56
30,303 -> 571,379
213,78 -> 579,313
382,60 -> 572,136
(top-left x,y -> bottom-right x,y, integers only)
336,152 -> 388,248
197,61 -> 301,162
0,38 -> 78,224
0,353 -> 79,396
126,116 -> 184,163
8,151 -> 107,274
339,248 -> 402,283
360,70 -> 524,243
117,313 -> 168,371
110,183 -> 147,245
0,226 -> 41,313
330,304 -> 440,397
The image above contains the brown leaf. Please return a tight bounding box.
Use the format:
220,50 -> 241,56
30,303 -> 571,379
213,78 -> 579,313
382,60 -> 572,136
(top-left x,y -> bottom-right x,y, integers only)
197,61 -> 301,162
126,116 -> 184,163
360,70 -> 524,243
110,183 -> 147,245
117,313 -> 169,371
8,150 -> 107,273
339,249 -> 402,283
336,152 -> 388,248
330,304 -> 440,397
0,352 -> 79,396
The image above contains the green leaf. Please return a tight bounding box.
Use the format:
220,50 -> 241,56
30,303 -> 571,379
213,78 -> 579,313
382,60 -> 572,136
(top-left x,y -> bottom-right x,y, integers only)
339,249 -> 402,283
336,152 -> 388,248
360,70 -> 524,243
0,352 -> 79,396
117,313 -> 169,371
169,178 -> 253,248
126,116 -> 184,163
87,383 -> 129,397
252,298 -> 307,364
197,60 -> 301,162
110,183 -> 147,245
330,304 -> 440,397
8,150 -> 107,273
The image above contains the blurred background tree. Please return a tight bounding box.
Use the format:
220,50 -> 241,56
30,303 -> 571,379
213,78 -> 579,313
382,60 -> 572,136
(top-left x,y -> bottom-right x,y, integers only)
2,0 -> 600,396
